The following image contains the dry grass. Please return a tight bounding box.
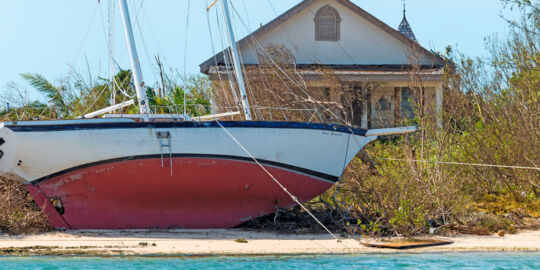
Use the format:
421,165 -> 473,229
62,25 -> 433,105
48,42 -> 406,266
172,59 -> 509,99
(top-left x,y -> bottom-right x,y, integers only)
0,177 -> 50,235
235,7 -> 539,237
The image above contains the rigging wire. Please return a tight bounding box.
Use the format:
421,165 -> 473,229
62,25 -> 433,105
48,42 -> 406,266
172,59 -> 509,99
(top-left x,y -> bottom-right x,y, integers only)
231,14 -> 264,120
107,0 -> 118,106
64,3 -> 101,98
205,0 -> 234,115
228,2 -> 350,125
104,0 -> 141,107
230,1 -> 362,126
215,120 -> 341,242
379,158 -> 540,171
140,4 -> 173,90
102,0 -> 124,106
243,35 -> 313,120
109,58 -> 135,99
227,6 -> 258,119
224,1 -> 273,120
236,0 -> 266,120
207,0 -> 218,11
215,4 -> 242,112
132,0 -> 160,90
114,0 -> 147,74
182,0 -> 192,114
265,0 -> 295,50
237,3 -> 295,121
228,2 -> 323,122
98,3 -> 110,60
142,12 -> 170,68
216,0 -> 252,116
241,0 -> 252,30
235,43 -> 263,120
80,83 -> 111,115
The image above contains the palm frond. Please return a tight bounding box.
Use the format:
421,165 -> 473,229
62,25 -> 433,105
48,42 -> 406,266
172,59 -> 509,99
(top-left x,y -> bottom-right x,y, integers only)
21,73 -> 66,109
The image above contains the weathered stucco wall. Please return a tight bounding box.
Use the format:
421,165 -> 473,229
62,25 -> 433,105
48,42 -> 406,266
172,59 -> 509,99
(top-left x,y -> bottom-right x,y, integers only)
238,0 -> 434,66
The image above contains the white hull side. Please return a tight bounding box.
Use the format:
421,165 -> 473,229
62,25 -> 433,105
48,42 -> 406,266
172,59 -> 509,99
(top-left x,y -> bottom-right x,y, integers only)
0,120 -> 376,183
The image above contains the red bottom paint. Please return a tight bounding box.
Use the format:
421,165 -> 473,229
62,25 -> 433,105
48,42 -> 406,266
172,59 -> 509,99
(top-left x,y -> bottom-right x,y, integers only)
26,157 -> 333,229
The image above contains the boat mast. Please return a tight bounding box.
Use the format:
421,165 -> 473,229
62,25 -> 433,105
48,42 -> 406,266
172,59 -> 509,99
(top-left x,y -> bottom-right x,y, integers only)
118,0 -> 150,121
222,0 -> 252,121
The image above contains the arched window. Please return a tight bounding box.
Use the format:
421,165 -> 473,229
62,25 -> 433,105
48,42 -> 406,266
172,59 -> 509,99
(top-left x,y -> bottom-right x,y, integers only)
315,5 -> 341,41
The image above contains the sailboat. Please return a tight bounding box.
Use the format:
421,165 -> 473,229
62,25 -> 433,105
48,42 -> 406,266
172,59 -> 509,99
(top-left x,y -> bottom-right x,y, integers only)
0,0 -> 414,230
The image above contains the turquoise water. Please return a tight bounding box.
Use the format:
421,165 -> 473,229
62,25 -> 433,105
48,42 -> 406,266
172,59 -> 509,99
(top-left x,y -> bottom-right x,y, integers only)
0,253 -> 539,269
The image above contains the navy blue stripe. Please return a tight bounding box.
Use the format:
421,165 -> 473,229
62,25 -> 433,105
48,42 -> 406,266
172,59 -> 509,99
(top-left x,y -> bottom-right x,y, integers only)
7,121 -> 367,136
31,154 -> 340,185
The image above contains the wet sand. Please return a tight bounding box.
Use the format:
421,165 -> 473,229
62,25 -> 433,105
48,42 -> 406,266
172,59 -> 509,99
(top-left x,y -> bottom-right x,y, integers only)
0,229 -> 538,256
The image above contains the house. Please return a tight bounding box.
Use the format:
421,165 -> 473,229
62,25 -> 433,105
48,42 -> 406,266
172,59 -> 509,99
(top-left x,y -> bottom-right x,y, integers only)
200,0 -> 447,128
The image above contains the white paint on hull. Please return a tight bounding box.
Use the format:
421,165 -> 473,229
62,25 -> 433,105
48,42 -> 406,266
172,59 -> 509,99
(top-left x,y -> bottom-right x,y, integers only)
0,119 -> 377,183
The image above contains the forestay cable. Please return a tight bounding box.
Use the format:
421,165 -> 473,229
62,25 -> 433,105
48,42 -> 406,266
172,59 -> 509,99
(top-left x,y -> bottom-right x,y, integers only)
215,120 -> 341,242
183,0 -> 192,115
205,0 -> 233,115
227,2 -> 350,126
380,158 -> 540,171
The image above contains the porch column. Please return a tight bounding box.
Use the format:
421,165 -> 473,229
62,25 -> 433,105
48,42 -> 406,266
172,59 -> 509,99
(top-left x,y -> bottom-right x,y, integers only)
361,100 -> 368,129
435,84 -> 443,128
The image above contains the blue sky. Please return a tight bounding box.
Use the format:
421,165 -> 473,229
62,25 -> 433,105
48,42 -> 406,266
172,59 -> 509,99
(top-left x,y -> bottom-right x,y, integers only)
0,0 -> 518,102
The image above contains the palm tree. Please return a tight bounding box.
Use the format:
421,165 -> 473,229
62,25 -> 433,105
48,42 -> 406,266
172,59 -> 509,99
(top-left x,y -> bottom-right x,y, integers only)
21,73 -> 67,114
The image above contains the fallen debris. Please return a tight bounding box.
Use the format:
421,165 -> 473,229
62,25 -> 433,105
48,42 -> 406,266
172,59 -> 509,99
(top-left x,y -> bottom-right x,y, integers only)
361,239 -> 453,250
235,238 -> 248,243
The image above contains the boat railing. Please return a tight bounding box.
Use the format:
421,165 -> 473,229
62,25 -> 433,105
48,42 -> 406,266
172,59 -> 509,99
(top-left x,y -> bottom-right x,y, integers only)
1,103 -> 326,122
147,104 -> 328,124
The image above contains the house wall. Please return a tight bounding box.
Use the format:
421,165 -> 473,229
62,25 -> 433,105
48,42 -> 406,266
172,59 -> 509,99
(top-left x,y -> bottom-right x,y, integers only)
238,0 -> 436,66
207,0 -> 446,128
209,72 -> 444,129
307,80 -> 443,128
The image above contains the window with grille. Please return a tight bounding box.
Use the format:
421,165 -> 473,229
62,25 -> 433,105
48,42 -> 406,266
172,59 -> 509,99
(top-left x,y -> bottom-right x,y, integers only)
401,87 -> 414,119
315,5 -> 341,41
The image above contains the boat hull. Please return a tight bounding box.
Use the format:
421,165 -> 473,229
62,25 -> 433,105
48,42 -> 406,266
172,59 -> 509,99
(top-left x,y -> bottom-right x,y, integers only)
0,119 -> 377,229
26,156 -> 333,229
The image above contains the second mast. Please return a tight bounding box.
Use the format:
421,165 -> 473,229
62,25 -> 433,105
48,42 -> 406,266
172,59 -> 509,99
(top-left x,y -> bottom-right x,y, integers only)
222,0 -> 253,121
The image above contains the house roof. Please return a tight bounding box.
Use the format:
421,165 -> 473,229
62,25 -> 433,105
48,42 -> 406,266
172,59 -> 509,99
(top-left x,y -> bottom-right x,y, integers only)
200,0 -> 447,74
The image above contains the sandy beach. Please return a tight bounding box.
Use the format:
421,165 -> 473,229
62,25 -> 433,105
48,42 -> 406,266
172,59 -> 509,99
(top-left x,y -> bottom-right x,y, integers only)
0,229 -> 538,256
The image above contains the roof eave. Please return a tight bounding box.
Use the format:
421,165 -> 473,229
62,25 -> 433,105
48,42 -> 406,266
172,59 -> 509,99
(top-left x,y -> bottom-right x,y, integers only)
199,0 -> 319,74
200,0 -> 449,73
